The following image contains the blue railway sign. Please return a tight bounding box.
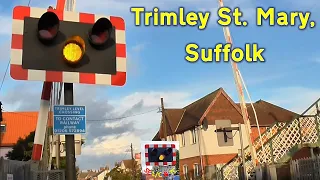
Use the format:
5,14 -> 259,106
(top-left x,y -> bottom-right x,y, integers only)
53,105 -> 86,134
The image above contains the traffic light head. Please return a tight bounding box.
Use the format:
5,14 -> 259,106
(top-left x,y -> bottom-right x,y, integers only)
10,6 -> 126,86
148,147 -> 173,162
144,143 -> 177,166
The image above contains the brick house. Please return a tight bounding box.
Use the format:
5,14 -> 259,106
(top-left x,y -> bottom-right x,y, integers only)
0,111 -> 82,159
152,88 -> 298,179
119,159 -> 140,172
77,167 -> 109,180
0,112 -> 39,157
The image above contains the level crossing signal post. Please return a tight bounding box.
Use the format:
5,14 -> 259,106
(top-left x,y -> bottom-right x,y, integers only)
10,5 -> 127,180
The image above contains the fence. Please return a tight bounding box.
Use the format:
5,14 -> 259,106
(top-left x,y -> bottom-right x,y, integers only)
0,157 -> 65,180
0,157 -> 31,180
291,155 -> 320,180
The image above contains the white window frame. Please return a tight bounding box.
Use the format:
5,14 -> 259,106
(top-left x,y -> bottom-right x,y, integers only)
181,133 -> 186,146
183,165 -> 188,177
0,124 -> 6,132
191,128 -> 197,144
194,163 -> 200,177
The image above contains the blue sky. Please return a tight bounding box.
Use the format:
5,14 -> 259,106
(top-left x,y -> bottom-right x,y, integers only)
0,0 -> 319,170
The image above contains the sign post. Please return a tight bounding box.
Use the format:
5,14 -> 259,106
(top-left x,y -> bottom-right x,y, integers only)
53,103 -> 86,180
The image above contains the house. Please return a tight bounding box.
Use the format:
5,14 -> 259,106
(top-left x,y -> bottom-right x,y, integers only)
0,111 -> 82,159
152,88 -> 298,179
77,167 -> 110,180
0,112 -> 39,158
94,167 -> 110,180
120,159 -> 140,172
78,170 -> 98,180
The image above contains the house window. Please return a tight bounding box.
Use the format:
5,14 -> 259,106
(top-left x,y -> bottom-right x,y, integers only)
183,165 -> 188,178
194,163 -> 200,177
191,128 -> 197,144
181,133 -> 186,146
0,124 -> 6,132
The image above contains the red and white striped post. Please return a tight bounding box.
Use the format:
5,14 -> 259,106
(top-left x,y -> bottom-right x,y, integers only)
31,0 -> 66,162
31,82 -> 52,161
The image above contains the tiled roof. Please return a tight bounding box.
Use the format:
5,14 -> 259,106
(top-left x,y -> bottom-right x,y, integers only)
153,87 -> 299,139
121,159 -> 138,169
1,111 -> 53,147
236,100 -> 299,126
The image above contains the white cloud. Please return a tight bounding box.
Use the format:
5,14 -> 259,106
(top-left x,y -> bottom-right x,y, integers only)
82,132 -> 140,156
266,86 -> 320,113
82,90 -> 194,156
116,91 -> 192,109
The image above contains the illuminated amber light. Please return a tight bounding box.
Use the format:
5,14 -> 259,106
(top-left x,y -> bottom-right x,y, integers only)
62,36 -> 85,64
159,154 -> 165,160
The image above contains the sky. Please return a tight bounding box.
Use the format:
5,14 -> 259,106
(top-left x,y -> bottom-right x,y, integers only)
0,0 -> 319,170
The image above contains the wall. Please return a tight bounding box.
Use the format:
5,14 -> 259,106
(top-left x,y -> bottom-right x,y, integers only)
97,169 -> 109,180
0,147 -> 12,158
176,124 -> 250,159
251,127 -> 267,140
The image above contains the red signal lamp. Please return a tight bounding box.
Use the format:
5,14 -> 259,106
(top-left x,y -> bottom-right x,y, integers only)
37,11 -> 60,44
88,18 -> 113,49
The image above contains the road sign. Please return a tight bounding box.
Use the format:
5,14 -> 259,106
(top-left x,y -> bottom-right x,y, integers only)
53,105 -> 86,134
10,6 -> 127,86
144,143 -> 177,166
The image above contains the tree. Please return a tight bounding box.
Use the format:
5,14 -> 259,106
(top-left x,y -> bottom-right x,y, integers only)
105,164 -> 142,180
105,166 -> 131,180
175,150 -> 179,173
6,131 -> 35,161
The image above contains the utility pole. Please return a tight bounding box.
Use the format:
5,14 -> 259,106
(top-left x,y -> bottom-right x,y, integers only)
160,98 -> 167,140
130,143 -> 136,180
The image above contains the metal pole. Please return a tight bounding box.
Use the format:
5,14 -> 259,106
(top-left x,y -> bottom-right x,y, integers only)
63,0 -> 76,178
64,83 -> 76,180
53,0 -> 67,170
131,143 -> 136,179
238,123 -> 247,180
160,98 -> 167,139
55,83 -> 60,169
